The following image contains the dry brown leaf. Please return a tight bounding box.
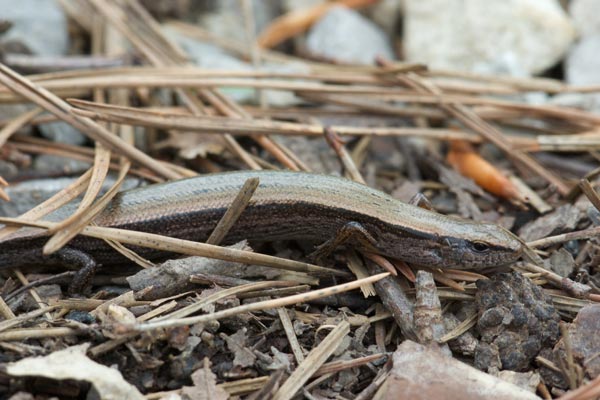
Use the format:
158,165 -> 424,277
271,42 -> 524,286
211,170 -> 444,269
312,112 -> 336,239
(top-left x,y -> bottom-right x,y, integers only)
181,358 -> 229,400
222,328 -> 257,368
154,132 -> 226,159
6,344 -> 144,400
380,341 -> 539,400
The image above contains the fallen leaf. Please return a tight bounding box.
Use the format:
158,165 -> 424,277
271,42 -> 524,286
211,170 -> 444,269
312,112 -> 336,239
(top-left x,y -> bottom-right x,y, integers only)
181,358 -> 229,400
222,328 -> 256,368
379,341 -> 539,400
6,344 -> 144,400
155,132 -> 226,159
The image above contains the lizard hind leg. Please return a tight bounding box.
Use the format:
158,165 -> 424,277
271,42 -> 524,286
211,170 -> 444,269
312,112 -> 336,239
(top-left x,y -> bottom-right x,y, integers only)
0,246 -> 99,296
49,247 -> 99,295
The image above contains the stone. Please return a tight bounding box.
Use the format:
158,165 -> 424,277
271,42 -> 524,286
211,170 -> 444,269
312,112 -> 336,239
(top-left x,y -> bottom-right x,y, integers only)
0,104 -> 34,135
570,0 -> 600,37
561,304 -> 600,378
306,6 -> 395,65
282,0 -> 323,13
0,0 -> 68,56
164,27 -> 308,106
283,0 -> 403,37
197,0 -> 282,44
549,92 -> 600,114
32,154 -> 91,177
559,32 -> 600,113
0,175 -> 141,217
404,0 -> 576,76
38,121 -> 87,145
565,33 -> 600,85
540,304 -> 600,388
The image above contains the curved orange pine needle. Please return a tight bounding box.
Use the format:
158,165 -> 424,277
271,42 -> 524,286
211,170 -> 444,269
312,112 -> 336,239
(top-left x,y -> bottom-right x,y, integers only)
258,0 -> 379,48
447,140 -> 523,202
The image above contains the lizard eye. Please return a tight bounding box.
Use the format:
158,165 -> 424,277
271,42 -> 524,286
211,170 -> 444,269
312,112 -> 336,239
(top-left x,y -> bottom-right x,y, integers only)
470,241 -> 490,253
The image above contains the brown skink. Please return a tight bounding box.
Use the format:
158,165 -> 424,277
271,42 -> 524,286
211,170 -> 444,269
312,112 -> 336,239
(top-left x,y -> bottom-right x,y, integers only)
0,171 -> 523,270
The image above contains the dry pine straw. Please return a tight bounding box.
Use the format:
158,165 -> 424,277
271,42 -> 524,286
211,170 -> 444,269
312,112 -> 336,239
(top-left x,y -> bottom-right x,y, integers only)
1,4 -> 600,398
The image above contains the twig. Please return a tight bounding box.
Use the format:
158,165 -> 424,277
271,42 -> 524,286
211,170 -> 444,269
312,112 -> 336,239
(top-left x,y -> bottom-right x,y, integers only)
0,63 -> 180,179
324,127 -> 365,184
527,226 -> 600,249
206,177 -> 260,245
126,273 -> 388,332
272,321 -> 350,400
277,308 -> 305,364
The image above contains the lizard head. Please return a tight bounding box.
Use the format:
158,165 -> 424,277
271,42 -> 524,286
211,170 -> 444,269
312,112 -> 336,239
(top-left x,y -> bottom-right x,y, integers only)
439,222 -> 524,268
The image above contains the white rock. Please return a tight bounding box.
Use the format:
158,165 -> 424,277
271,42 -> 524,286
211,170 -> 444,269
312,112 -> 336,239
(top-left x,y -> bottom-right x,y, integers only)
198,0 -> 282,44
404,0 -> 576,76
284,0 -> 404,38
364,0 -> 404,37
570,0 -> 600,36
39,121 -> 86,145
550,92 -> 600,114
306,6 -> 395,65
164,27 -> 308,107
0,0 -> 68,56
562,33 -> 600,113
282,0 -> 324,13
565,33 -> 600,85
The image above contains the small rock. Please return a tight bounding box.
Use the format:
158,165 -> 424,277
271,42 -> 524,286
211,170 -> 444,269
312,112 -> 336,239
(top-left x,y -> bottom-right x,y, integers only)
569,0 -> 600,36
1,177 -> 80,217
1,175 -> 141,217
0,0 -> 68,56
475,272 -> 561,371
557,304 -> 600,378
0,104 -> 34,135
474,342 -> 502,372
33,154 -> 91,177
38,121 -> 87,145
404,0 -> 575,76
551,26 -> 600,113
306,6 -> 395,65
0,160 -> 18,180
197,0 -> 281,44
164,27 -> 307,106
65,310 -> 96,325
565,34 -> 600,87
282,0 -> 323,12
541,304 -> 600,389
20,284 -> 62,310
443,313 -> 478,356
550,92 -> 600,114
